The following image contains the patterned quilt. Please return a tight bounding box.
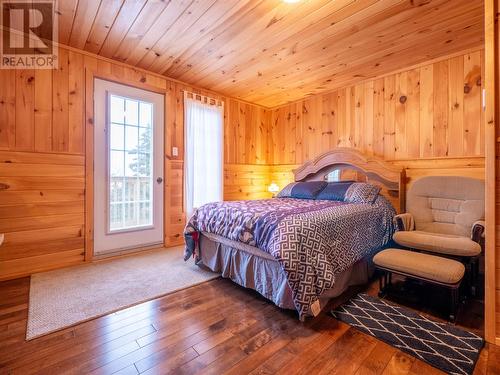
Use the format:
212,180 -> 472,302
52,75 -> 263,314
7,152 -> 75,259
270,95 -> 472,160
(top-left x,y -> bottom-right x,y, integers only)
184,196 -> 395,319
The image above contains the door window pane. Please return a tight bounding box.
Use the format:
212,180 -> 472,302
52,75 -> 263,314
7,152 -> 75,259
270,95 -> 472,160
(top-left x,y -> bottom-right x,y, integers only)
109,203 -> 122,230
110,150 -> 124,177
125,125 -> 139,151
125,99 -> 139,126
138,127 -> 151,153
110,96 -> 124,124
110,123 -> 124,150
108,94 -> 154,232
139,179 -> 151,201
110,179 -> 123,202
125,153 -> 137,177
136,153 -> 151,177
139,102 -> 152,128
138,202 -> 151,226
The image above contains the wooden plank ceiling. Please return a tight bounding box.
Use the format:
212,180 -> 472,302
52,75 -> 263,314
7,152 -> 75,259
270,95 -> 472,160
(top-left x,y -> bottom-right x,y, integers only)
58,0 -> 484,107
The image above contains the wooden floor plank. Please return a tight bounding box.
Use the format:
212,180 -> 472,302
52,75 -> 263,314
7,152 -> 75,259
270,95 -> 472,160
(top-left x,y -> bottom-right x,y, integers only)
247,315 -> 339,375
381,352 -> 416,375
354,341 -> 398,375
0,274 -> 493,375
17,325 -> 157,375
40,300 -> 255,374
486,343 -> 500,374
88,296 -> 273,374
295,328 -> 377,375
113,364 -> 140,375
274,323 -> 351,375
132,310 -> 259,373
139,347 -> 199,375
2,281 -> 243,369
408,358 -> 446,374
474,344 -> 490,375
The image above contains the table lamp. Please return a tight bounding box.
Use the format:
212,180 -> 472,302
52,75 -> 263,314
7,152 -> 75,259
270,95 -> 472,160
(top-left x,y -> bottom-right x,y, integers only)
268,182 -> 279,197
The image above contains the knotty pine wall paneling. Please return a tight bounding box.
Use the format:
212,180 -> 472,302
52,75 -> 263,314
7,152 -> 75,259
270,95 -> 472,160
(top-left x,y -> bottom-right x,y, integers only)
0,45 -> 269,280
264,50 -> 486,199
268,50 -> 485,165
0,151 -> 85,280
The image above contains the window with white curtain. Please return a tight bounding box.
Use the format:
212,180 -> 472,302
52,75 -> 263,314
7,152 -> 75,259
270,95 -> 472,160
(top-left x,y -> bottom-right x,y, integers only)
184,92 -> 224,216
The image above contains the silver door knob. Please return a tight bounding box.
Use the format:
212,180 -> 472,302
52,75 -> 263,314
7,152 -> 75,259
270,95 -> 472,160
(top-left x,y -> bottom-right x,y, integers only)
157,177 -> 163,184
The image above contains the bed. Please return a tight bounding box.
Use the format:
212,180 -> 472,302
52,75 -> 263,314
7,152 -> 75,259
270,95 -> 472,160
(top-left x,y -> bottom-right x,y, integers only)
184,148 -> 406,319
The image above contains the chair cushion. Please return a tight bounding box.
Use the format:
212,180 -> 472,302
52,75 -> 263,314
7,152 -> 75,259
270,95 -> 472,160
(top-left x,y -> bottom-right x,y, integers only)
407,176 -> 485,237
373,249 -> 465,284
393,230 -> 481,257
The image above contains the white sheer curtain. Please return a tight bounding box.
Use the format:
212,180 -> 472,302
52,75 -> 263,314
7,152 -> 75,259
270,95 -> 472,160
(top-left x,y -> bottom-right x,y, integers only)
184,93 -> 224,216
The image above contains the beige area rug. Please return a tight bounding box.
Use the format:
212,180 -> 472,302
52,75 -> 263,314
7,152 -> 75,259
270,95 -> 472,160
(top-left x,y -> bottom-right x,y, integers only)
27,246 -> 219,340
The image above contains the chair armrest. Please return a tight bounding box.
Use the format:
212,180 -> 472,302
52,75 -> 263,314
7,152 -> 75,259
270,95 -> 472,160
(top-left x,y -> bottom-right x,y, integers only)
394,213 -> 415,231
471,220 -> 485,243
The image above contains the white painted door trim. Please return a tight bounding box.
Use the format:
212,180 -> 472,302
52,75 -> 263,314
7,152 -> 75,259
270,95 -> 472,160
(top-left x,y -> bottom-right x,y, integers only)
93,78 -> 164,255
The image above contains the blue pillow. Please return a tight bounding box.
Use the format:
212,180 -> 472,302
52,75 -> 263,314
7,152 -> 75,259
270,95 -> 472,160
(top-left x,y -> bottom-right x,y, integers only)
277,181 -> 327,199
316,181 -> 354,201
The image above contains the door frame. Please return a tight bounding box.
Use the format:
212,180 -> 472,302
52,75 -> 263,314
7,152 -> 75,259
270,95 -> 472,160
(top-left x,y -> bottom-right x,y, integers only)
484,0 -> 498,344
84,68 -> 169,261
92,78 -> 165,255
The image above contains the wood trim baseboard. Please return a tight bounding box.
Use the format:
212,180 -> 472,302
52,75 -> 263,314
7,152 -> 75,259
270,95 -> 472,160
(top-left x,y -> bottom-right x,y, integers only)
91,244 -> 167,262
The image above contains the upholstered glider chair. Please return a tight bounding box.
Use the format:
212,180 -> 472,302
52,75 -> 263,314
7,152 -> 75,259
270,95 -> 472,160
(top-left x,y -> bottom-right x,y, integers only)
393,176 -> 485,295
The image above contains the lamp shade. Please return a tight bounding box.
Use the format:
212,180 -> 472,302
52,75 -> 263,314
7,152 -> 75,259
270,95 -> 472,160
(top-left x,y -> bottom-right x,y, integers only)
268,182 -> 280,194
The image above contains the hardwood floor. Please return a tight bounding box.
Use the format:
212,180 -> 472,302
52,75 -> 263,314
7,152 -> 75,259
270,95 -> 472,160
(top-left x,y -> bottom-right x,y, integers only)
0,276 -> 498,375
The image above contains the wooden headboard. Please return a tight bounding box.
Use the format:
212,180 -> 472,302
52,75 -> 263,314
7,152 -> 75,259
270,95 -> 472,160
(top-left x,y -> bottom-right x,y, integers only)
293,148 -> 406,212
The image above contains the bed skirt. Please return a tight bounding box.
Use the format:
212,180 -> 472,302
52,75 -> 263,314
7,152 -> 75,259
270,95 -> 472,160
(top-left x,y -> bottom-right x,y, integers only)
195,232 -> 374,317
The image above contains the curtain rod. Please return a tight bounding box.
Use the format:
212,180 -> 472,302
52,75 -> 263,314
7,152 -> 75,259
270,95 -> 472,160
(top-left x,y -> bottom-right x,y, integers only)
183,90 -> 224,107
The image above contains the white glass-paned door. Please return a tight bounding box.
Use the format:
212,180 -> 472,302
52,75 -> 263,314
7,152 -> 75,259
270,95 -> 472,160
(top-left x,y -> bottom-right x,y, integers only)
94,79 -> 164,255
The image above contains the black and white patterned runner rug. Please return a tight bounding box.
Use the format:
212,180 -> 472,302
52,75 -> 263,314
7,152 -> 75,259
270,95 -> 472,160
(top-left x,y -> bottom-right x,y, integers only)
331,294 -> 484,375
